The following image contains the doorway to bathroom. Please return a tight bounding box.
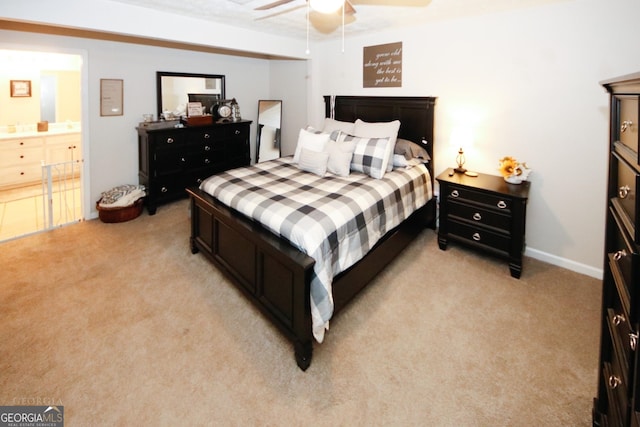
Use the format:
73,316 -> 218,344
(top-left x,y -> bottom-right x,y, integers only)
0,49 -> 84,242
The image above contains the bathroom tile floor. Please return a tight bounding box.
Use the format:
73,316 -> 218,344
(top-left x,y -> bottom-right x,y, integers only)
0,181 -> 82,242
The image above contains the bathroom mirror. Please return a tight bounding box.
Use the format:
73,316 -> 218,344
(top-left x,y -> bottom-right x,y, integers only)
256,100 -> 282,163
156,71 -> 225,119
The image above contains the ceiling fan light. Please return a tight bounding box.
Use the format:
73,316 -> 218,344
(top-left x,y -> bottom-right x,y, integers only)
309,0 -> 343,14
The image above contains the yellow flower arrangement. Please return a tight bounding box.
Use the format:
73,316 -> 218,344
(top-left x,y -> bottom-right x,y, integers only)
498,156 -> 531,183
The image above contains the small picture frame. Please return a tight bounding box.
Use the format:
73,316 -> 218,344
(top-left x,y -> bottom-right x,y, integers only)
10,80 -> 31,97
100,78 -> 124,116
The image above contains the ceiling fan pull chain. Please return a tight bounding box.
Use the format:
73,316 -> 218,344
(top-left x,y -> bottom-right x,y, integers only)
341,1 -> 345,53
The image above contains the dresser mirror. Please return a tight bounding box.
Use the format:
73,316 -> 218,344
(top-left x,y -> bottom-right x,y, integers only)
156,71 -> 225,119
256,100 -> 282,163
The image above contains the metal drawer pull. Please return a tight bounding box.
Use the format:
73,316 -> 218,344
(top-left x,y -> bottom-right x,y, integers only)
618,185 -> 630,199
473,213 -> 482,221
181,157 -> 186,163
204,145 -> 211,151
497,200 -> 507,209
235,130 -> 241,135
608,375 -> 622,389
161,187 -> 168,193
204,133 -> 210,139
613,314 -> 626,326
451,190 -> 459,198
166,137 -> 174,144
621,120 -> 633,133
204,158 -> 210,164
196,178 -> 203,184
631,332 -> 639,351
613,249 -> 628,261
472,232 -> 481,241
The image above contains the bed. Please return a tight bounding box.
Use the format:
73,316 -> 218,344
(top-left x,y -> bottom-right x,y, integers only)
186,95 -> 437,370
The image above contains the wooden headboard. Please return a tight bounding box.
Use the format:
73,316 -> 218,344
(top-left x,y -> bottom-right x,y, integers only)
323,95 -> 437,179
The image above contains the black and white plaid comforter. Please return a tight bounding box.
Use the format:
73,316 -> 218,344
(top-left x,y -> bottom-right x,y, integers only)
199,157 -> 433,342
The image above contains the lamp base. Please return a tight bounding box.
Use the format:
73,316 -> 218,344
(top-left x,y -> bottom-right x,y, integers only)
454,166 -> 467,174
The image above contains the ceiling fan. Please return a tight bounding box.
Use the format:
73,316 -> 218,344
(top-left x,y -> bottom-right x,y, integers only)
254,0 -> 432,34
255,0 -> 356,15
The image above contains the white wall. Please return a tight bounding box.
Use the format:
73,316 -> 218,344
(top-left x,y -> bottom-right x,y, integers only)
307,0 -> 640,278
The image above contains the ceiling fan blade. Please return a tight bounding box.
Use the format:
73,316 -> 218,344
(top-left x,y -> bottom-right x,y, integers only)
254,4 -> 305,21
254,0 -> 296,11
345,0 -> 356,14
310,10 -> 356,34
351,0 -> 431,6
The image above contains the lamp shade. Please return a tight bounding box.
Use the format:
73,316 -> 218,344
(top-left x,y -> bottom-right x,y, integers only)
309,0 -> 344,14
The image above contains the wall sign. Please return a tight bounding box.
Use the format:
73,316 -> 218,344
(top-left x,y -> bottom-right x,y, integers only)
363,42 -> 402,88
10,80 -> 31,97
100,79 -> 123,116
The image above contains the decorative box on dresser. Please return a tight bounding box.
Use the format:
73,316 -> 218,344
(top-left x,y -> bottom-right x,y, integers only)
137,120 -> 251,214
593,73 -> 640,427
436,171 -> 530,279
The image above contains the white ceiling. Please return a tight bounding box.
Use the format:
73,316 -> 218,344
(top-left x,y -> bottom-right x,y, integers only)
109,0 -> 570,41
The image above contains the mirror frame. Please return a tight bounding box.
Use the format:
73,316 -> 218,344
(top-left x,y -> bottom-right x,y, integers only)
156,71 -> 225,119
256,100 -> 282,163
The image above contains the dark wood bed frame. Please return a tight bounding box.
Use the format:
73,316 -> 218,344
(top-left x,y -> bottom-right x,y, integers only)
186,96 -> 437,370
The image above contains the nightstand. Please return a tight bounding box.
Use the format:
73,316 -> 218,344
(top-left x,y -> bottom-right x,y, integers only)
436,170 -> 530,278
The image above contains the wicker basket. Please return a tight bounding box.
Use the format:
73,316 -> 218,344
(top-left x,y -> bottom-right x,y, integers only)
96,198 -> 144,223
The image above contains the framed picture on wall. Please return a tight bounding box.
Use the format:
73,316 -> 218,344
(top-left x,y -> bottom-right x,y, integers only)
10,80 -> 31,97
100,78 -> 124,116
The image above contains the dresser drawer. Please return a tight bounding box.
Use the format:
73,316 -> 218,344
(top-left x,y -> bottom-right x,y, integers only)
446,186 -> 512,212
152,132 -> 186,149
611,152 -> 639,241
608,206 -> 639,313
154,149 -> 186,176
151,176 -> 188,201
448,199 -> 511,231
607,305 -> 634,379
447,219 -> 510,253
606,317 -> 630,425
603,361 -> 627,426
616,94 -> 639,158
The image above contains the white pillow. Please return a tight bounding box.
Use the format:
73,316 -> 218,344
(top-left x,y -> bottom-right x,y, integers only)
293,128 -> 330,163
392,154 -> 424,169
298,147 -> 329,177
322,118 -> 355,135
353,119 -> 400,172
325,138 -> 356,177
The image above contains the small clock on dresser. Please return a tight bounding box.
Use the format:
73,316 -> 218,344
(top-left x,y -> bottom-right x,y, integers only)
436,170 -> 531,278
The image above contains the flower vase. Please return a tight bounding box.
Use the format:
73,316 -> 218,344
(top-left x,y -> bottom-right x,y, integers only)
504,175 -> 524,184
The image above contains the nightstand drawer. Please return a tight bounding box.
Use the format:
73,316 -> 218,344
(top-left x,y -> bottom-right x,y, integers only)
447,219 -> 510,253
447,186 -> 512,212
448,199 -> 511,231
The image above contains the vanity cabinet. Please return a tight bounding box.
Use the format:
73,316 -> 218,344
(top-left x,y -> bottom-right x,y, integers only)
137,120 -> 251,215
0,132 -> 81,190
593,72 -> 640,427
46,133 -> 82,165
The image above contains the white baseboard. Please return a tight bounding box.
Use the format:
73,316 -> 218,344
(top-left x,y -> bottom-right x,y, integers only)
525,247 -> 603,280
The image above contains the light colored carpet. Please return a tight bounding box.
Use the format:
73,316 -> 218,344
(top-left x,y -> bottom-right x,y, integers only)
0,199 -> 600,425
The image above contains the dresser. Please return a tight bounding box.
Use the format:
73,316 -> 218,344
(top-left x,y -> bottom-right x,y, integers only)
436,171 -> 530,278
137,120 -> 251,214
593,73 -> 640,427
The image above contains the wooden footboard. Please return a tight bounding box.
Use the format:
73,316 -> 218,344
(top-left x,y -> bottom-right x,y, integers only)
187,186 -> 435,370
187,186 -> 316,369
